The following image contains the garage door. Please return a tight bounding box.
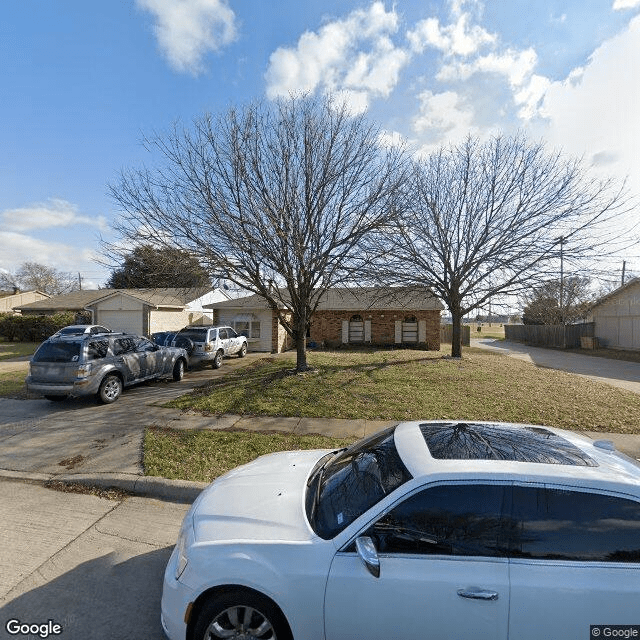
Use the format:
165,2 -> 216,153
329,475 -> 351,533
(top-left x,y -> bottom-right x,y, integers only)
97,310 -> 144,336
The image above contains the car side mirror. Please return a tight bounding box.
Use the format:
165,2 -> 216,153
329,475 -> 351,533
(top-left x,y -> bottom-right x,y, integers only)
355,536 -> 380,578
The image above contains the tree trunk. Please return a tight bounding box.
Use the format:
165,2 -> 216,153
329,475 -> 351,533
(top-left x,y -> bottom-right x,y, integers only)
295,333 -> 308,371
450,307 -> 463,358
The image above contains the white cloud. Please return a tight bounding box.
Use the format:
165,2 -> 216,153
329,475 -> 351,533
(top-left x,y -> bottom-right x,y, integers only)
536,16 -> 640,194
407,12 -> 495,56
265,2 -> 408,112
613,0 -> 640,9
437,48 -> 538,86
413,90 -> 486,149
137,0 -> 237,75
1,199 -> 109,233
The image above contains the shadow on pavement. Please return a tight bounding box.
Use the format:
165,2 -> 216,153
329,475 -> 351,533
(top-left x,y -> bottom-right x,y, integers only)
2,547 -> 173,640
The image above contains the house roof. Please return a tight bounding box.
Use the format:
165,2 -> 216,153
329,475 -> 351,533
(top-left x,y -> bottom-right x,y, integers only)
590,277 -> 640,310
14,287 -> 213,312
205,286 -> 444,312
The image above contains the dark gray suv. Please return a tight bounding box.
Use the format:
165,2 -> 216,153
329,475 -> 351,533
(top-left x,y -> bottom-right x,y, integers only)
26,333 -> 188,404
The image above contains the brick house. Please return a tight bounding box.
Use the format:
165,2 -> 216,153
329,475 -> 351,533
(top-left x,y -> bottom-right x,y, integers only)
206,287 -> 443,352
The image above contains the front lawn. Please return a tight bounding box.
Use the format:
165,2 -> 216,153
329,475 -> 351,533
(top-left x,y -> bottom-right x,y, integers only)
144,426 -> 355,483
168,348 -> 640,433
0,340 -> 38,361
0,369 -> 29,398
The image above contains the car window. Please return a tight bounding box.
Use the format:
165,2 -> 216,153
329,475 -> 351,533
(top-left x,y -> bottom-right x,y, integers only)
32,341 -> 82,363
136,338 -> 156,352
366,484 -> 509,557
86,339 -> 109,360
510,486 -> 640,562
226,328 -> 238,338
218,328 -> 228,340
307,426 -> 412,540
113,338 -> 135,355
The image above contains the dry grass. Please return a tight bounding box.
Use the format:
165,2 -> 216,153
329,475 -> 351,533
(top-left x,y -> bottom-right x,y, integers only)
144,426 -> 354,483
168,348 -> 640,433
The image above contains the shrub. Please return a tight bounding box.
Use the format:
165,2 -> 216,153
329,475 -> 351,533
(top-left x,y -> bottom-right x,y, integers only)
0,312 -> 77,342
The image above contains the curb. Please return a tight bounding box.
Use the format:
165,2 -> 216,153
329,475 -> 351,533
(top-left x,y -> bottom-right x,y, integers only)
0,469 -> 207,503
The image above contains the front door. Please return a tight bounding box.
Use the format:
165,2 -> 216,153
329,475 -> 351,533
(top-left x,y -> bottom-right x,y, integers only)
324,483 -> 510,640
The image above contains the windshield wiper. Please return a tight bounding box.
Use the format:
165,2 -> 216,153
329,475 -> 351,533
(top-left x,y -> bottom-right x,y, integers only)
308,448 -> 346,523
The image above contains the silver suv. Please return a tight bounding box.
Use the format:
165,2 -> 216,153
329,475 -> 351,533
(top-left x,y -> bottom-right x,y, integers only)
172,325 -> 247,368
26,333 -> 188,404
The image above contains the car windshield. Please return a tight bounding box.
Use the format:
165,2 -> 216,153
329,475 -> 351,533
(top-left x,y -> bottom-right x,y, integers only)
177,328 -> 211,340
32,341 -> 82,363
306,426 -> 412,539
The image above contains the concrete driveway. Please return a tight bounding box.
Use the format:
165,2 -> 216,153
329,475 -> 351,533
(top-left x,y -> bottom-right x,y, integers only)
0,353 -> 267,478
473,338 -> 640,395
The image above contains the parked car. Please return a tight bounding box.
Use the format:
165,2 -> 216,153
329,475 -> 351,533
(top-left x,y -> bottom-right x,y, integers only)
171,325 -> 247,368
26,332 -> 188,403
52,324 -> 112,337
161,421 -> 640,640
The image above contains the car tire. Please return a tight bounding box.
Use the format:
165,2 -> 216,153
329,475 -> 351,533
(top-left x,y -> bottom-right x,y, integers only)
172,359 -> 185,381
44,395 -> 68,402
174,336 -> 195,355
212,350 -> 223,369
191,589 -> 292,640
97,374 -> 122,404
238,343 -> 247,358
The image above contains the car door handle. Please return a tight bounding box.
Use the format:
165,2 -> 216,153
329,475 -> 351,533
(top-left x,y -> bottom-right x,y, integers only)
457,589 -> 499,601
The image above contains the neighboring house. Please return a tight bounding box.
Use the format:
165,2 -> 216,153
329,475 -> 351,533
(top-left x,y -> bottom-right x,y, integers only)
206,287 -> 444,353
589,277 -> 640,350
14,287 -> 231,336
0,290 -> 50,314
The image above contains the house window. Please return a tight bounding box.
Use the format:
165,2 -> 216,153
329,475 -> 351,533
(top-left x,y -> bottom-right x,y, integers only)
349,314 -> 364,342
402,316 -> 418,342
232,314 -> 261,339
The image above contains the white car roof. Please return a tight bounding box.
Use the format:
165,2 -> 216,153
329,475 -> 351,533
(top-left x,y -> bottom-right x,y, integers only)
393,421 -> 640,493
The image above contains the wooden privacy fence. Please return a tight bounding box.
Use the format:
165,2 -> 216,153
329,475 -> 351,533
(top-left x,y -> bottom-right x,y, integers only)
504,323 -> 594,348
440,324 -> 471,346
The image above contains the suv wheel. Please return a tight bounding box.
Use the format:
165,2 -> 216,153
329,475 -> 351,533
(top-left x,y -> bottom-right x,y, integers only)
97,374 -> 123,404
212,350 -> 223,369
238,343 -> 247,358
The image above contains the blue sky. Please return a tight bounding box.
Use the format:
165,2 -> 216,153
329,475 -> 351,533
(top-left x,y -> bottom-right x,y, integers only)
1,0 -> 638,288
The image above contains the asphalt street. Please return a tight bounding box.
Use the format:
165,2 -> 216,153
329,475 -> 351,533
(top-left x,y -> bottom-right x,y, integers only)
0,479 -> 189,640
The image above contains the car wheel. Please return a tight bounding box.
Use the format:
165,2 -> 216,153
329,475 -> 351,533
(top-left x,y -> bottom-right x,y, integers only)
238,343 -> 247,358
192,590 -> 291,640
172,359 -> 185,381
97,374 -> 122,404
212,350 -> 223,369
44,395 -> 68,402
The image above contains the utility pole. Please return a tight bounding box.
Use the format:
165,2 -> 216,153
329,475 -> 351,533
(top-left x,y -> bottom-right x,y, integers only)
558,236 -> 564,325
78,272 -> 83,290
622,261 -> 626,287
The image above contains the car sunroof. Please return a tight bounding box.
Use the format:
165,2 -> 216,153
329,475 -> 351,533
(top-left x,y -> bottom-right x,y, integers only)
419,422 -> 597,466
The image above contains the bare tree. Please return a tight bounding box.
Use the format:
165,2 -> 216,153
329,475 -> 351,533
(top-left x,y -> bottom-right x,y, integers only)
521,276 -> 592,325
1,262 -> 78,295
373,134 -> 633,357
107,95 -> 408,370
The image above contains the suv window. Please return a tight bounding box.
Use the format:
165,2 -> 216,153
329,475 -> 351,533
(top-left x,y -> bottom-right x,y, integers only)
510,486 -> 640,562
366,484 -> 508,557
87,339 -> 109,360
226,328 -> 238,338
218,328 -> 228,340
33,341 -> 81,363
113,337 -> 136,355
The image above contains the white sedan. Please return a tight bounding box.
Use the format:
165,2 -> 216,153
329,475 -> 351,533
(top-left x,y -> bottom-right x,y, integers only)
161,421 -> 640,640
